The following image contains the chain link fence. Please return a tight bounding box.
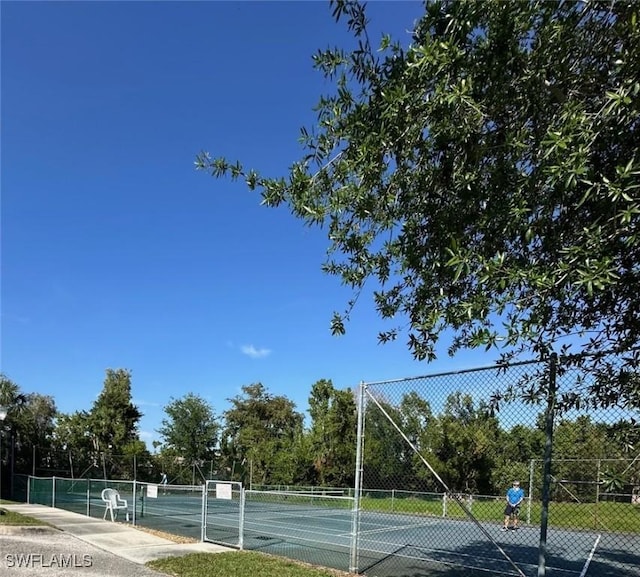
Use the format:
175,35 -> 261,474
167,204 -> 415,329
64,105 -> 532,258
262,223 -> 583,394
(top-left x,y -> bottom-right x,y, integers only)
26,476 -> 206,541
10,448 -> 231,490
354,351 -> 640,577
14,350 -> 640,577
14,448 -> 157,482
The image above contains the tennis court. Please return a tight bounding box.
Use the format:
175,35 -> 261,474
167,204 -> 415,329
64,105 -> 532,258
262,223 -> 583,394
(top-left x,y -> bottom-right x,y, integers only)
27,477 -> 640,576
138,486 -> 640,577
223,511 -> 639,576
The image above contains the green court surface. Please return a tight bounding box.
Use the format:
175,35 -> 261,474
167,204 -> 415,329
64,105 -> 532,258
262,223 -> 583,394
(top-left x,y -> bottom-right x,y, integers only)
137,491 -> 640,577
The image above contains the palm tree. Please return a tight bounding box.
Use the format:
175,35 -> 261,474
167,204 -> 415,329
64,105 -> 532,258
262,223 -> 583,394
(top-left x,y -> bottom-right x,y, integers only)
601,469 -> 626,495
0,374 -> 27,413
0,374 -> 27,501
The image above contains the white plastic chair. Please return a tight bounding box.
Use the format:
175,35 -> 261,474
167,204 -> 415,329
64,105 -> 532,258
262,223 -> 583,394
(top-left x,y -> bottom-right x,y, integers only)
101,488 -> 129,522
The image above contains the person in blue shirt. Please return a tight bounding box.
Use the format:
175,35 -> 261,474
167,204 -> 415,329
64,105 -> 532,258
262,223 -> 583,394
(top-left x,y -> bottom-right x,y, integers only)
502,480 -> 525,531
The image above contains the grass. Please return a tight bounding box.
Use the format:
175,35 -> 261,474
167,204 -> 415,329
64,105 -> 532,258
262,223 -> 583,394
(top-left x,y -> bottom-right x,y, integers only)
361,494 -> 640,533
0,507 -> 49,526
148,551 -> 354,577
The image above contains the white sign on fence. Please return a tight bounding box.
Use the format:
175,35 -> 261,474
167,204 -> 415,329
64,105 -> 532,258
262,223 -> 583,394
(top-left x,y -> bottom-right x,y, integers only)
147,484 -> 158,499
216,483 -> 232,500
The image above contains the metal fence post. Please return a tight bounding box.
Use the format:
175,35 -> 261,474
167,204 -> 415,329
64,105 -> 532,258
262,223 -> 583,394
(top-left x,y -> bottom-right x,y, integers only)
239,486 -> 245,550
52,476 -> 56,508
350,381 -> 366,574
595,459 -> 601,530
132,481 -> 137,526
537,352 -> 557,577
201,482 -> 207,542
528,458 -> 534,524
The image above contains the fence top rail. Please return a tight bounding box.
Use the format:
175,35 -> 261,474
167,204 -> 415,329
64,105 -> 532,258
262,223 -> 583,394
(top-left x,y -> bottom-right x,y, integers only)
363,347 -> 640,387
530,458 -> 640,463
363,358 -> 541,387
252,484 -> 347,491
137,481 -> 204,489
246,489 -> 354,502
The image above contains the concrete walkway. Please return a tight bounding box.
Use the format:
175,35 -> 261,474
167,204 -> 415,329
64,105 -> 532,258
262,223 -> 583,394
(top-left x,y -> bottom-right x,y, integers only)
0,503 -> 231,565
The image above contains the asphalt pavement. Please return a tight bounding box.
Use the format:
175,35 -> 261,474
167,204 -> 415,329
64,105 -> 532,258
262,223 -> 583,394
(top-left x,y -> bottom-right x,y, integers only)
0,504 -> 232,577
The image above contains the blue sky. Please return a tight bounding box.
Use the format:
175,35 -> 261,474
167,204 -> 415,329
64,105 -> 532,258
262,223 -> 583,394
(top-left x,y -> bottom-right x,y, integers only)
2,1 -> 500,449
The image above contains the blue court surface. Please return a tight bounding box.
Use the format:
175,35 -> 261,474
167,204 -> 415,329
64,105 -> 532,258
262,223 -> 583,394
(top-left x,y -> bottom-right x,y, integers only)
138,494 -> 640,577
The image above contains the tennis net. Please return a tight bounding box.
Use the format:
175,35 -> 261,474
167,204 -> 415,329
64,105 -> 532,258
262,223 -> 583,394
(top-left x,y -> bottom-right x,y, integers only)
243,489 -> 353,515
137,483 -> 204,517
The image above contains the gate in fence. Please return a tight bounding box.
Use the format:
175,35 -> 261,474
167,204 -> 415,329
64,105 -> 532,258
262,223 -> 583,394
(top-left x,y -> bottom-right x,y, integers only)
203,479 -> 243,547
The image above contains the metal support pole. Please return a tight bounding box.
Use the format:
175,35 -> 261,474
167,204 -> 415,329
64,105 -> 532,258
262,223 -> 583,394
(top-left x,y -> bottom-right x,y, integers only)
595,459 -> 601,530
239,485 -> 245,550
537,353 -> 557,577
201,481 -> 207,542
132,481 -> 137,526
350,381 -> 366,574
528,459 -> 535,524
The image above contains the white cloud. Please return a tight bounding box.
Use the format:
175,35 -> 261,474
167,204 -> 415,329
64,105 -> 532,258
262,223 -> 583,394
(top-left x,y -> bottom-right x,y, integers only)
134,399 -> 161,408
241,345 -> 272,359
139,430 -> 159,450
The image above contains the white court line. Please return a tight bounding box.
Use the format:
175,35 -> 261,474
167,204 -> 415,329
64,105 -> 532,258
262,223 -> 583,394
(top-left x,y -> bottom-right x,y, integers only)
217,510 -> 426,539
230,509 -> 352,527
340,522 -> 432,537
578,534 -> 601,577
242,518 -> 346,537
143,504 -> 203,520
240,511 -> 431,538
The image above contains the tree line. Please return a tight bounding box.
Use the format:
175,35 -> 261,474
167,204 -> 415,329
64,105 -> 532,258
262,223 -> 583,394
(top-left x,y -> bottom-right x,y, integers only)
1,370 -> 636,500
3,0 -> 638,504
